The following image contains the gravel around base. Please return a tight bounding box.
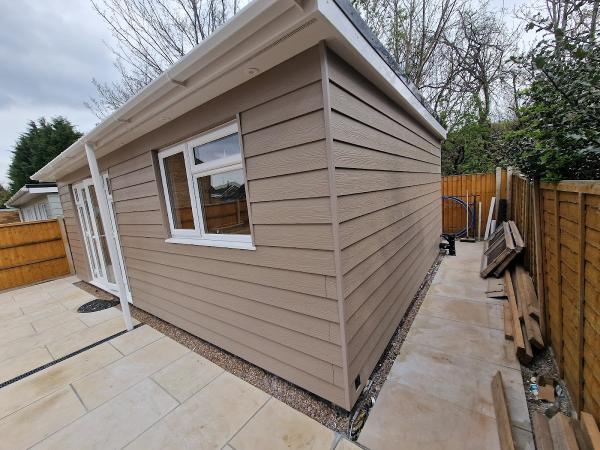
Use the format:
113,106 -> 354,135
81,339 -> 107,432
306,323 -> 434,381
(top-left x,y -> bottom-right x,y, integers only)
73,253 -> 443,437
520,346 -> 574,419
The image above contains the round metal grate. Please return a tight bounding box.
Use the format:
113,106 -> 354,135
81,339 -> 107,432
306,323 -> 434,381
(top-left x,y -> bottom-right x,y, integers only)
77,299 -> 119,313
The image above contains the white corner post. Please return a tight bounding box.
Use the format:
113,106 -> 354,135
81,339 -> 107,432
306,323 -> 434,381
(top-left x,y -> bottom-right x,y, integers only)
85,142 -> 134,331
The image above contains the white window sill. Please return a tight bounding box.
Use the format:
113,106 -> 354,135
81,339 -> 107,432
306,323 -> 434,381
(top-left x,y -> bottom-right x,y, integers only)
165,237 -> 256,250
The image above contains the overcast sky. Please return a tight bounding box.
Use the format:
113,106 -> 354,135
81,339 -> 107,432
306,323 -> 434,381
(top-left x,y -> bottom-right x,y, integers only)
0,0 -> 529,186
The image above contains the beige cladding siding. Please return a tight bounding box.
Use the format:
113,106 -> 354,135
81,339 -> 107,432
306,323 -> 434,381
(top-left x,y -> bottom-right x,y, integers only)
54,44 -> 444,410
84,47 -> 347,406
325,50 -> 442,406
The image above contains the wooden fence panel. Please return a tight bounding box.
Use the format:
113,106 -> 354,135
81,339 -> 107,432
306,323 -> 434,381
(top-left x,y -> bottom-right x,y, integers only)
0,219 -> 71,291
441,171 -> 502,235
0,210 -> 20,224
508,177 -> 600,420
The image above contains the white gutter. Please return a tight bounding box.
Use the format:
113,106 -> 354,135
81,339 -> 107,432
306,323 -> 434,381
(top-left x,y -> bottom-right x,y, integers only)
85,142 -> 133,331
32,0 -> 445,182
31,0 -> 291,182
5,185 -> 59,207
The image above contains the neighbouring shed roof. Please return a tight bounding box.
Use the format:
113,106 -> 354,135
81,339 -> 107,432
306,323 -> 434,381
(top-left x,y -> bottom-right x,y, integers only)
32,0 -> 446,182
5,183 -> 59,207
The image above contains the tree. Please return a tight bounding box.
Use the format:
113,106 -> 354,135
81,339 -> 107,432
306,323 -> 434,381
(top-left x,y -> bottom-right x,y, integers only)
511,0 -> 600,180
87,0 -> 244,118
7,117 -> 82,193
0,184 -> 11,208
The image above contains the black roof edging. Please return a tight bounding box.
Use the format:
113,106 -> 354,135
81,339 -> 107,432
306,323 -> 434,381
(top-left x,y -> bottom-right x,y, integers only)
332,0 -> 440,122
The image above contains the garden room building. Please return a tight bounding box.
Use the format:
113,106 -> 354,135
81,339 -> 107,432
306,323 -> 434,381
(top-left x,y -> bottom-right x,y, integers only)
32,0 -> 446,410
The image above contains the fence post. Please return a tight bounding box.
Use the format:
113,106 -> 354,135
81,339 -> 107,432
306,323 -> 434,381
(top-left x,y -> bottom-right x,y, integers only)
553,187 -> 563,377
577,192 -> 586,412
506,167 -> 513,220
533,180 -> 547,340
57,216 -> 75,275
495,167 -> 502,219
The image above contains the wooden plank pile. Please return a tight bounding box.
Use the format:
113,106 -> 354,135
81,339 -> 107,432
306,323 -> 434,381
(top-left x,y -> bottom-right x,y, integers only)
531,411 -> 600,450
481,221 -> 524,278
502,265 -> 544,364
492,370 -> 600,450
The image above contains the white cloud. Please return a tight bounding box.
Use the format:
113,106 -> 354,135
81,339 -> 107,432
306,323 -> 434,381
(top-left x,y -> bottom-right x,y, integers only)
0,0 -> 119,186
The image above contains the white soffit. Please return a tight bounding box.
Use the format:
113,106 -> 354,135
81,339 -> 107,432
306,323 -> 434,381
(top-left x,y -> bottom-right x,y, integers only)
32,0 -> 445,182
6,186 -> 58,207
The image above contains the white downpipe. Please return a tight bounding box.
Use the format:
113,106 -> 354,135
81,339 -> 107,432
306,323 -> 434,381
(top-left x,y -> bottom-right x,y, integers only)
84,142 -> 134,331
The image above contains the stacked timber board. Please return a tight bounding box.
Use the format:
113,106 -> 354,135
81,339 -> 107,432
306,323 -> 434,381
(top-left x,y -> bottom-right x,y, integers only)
481,221 -> 524,278
492,371 -> 600,450
531,410 -> 600,450
503,265 -> 544,364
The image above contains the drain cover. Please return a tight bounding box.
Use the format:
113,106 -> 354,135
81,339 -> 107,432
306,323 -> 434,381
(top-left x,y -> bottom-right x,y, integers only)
77,299 -> 119,313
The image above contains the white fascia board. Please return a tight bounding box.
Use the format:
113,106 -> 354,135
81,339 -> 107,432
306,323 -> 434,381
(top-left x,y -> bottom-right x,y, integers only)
31,0 -> 303,182
27,186 -> 58,194
32,0 -> 444,182
316,0 -> 446,139
5,186 -> 56,207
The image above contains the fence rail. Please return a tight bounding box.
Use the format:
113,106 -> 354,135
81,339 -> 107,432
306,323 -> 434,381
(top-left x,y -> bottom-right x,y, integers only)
510,177 -> 600,419
0,219 -> 72,291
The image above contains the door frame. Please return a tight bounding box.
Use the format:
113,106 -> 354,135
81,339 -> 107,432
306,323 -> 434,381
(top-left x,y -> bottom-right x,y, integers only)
73,175 -> 132,302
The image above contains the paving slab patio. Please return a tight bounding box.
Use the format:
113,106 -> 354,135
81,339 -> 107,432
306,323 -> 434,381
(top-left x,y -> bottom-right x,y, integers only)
0,277 -> 362,450
358,241 -> 534,450
0,277 -> 134,381
0,245 -> 530,450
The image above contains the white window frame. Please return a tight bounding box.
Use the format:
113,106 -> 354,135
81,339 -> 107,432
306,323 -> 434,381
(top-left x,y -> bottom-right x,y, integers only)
158,121 -> 254,250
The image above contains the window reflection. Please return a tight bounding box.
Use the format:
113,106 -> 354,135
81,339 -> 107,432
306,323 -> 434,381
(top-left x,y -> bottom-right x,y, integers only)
193,134 -> 240,165
164,152 -> 194,229
197,169 -> 249,235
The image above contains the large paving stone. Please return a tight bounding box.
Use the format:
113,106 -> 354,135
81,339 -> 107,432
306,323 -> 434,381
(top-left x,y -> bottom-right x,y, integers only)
72,337 -> 189,410
152,351 -> 223,402
125,372 -> 269,450
405,314 -> 520,370
46,316 -> 130,359
0,343 -> 122,419
420,293 -> 503,330
387,342 -> 531,431
359,383 -> 500,450
0,386 -> 85,450
77,306 -> 122,327
109,324 -> 163,355
0,322 -> 35,343
0,347 -> 53,384
0,318 -> 87,363
32,379 -> 177,450
230,397 -> 334,450
31,310 -> 80,333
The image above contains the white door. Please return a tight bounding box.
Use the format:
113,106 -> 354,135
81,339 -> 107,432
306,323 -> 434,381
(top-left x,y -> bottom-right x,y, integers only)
73,177 -> 131,300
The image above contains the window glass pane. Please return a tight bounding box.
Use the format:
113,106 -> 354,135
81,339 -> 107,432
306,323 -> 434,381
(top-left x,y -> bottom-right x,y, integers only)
163,152 -> 194,229
193,133 -> 240,165
89,186 -> 116,284
197,169 -> 249,235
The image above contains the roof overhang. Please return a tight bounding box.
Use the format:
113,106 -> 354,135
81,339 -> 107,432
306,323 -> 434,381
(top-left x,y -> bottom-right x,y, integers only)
32,0 -> 446,182
5,183 -> 58,207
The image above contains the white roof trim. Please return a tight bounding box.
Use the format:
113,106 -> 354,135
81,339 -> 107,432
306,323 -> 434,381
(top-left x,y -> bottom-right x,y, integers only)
32,0 -> 445,182
5,185 -> 58,207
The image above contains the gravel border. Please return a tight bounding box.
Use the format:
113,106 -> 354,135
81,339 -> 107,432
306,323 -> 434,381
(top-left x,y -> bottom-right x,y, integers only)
520,346 -> 575,421
73,253 -> 442,437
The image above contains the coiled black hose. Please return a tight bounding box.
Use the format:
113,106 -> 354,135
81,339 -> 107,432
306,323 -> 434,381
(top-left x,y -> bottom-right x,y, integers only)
443,195 -> 476,238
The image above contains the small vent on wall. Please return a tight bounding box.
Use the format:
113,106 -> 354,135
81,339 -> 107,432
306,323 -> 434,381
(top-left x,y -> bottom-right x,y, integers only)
258,18 -> 317,57
354,374 -> 362,391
